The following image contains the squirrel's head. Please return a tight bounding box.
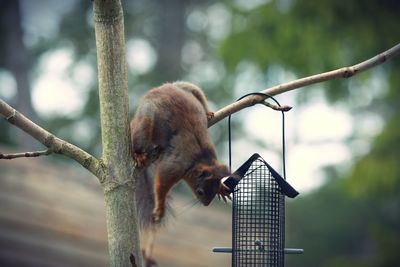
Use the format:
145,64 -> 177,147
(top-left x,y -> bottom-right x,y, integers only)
186,162 -> 230,206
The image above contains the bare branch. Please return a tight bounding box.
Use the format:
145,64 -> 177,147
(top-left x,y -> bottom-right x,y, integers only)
0,98 -> 102,178
0,149 -> 52,159
208,43 -> 400,127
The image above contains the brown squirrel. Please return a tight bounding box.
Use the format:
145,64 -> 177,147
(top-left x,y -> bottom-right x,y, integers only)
131,82 -> 230,226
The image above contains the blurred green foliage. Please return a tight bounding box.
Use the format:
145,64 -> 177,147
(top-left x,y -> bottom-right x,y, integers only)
221,0 -> 400,101
219,0 -> 400,266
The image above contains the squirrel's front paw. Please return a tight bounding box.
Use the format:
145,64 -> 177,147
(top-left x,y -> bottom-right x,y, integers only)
206,111 -> 214,120
133,152 -> 147,168
217,182 -> 232,203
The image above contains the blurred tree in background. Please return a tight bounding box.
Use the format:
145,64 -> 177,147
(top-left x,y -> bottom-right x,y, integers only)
0,0 -> 399,266
0,0 -> 232,155
0,0 -> 38,149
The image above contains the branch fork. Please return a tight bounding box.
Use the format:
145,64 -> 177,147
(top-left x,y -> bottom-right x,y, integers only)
0,98 -> 102,178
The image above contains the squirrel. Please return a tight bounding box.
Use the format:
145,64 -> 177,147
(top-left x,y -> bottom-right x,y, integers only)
131,81 -> 231,226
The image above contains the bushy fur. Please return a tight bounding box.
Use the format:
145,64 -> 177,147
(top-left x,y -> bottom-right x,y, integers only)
131,82 -> 229,226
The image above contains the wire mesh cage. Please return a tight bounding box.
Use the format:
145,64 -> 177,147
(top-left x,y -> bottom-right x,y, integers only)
215,153 -> 300,267
231,154 -> 298,267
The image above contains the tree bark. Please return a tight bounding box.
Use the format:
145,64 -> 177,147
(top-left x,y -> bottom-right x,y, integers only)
93,0 -> 141,266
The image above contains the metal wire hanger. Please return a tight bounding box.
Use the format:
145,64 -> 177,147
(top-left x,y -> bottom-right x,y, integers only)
228,92 -> 287,180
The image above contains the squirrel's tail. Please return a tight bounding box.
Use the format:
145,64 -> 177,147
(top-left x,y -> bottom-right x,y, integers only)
135,168 -> 155,230
135,166 -> 173,230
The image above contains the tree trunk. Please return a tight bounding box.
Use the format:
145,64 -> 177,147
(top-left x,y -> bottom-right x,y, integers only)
93,0 -> 141,266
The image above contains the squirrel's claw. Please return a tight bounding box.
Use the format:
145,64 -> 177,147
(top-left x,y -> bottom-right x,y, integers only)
221,182 -> 231,193
152,209 -> 164,224
221,195 -> 227,203
206,111 -> 215,120
133,152 -> 147,168
217,182 -> 232,203
217,193 -> 232,203
152,214 -> 161,224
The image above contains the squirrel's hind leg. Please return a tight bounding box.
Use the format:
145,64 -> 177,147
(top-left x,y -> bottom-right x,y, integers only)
131,116 -> 159,168
152,166 -> 180,223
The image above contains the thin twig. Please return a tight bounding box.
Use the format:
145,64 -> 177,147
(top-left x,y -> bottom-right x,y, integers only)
0,99 -> 102,178
262,101 -> 292,112
0,149 -> 52,159
208,42 -> 400,127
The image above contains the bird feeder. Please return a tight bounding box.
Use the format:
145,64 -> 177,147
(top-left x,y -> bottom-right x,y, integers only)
212,93 -> 303,266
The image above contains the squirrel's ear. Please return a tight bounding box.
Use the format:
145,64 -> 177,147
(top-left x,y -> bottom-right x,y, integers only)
189,165 -> 211,179
213,163 -> 230,177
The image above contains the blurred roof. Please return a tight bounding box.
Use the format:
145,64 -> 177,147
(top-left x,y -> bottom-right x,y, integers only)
0,146 -> 231,267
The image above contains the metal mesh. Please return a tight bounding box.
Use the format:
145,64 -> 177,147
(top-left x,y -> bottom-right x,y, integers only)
232,158 -> 285,267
